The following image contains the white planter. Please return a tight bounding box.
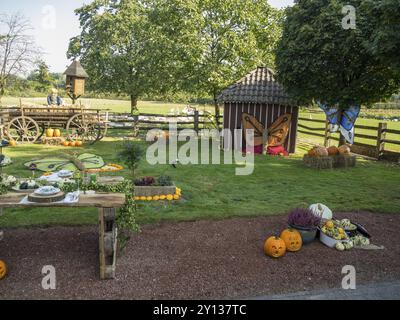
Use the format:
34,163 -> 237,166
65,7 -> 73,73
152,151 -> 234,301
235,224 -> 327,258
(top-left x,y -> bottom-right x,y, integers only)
319,229 -> 349,248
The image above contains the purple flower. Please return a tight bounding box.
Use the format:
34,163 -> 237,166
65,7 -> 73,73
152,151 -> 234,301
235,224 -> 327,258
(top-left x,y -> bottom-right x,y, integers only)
288,208 -> 321,229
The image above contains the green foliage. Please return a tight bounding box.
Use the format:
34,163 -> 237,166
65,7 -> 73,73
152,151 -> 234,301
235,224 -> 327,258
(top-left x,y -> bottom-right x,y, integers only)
157,175 -> 173,186
67,0 -> 283,110
118,140 -> 146,179
276,0 -> 400,109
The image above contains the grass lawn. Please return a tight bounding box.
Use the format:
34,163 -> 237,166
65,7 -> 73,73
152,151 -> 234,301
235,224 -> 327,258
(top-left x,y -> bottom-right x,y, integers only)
0,130 -> 399,228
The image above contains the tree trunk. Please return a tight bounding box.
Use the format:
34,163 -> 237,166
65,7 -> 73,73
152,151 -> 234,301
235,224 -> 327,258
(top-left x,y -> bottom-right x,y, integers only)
213,93 -> 220,129
131,95 -> 138,114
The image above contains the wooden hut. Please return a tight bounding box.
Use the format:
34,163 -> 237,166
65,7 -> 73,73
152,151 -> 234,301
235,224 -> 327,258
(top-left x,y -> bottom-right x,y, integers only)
218,67 -> 299,153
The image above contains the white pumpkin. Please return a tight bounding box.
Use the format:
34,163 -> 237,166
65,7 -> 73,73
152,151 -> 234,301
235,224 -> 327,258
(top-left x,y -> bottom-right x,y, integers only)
335,242 -> 345,251
309,203 -> 333,220
27,179 -> 36,189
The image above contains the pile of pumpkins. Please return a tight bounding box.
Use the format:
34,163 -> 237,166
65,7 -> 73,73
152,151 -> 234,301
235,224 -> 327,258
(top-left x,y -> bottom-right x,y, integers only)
45,128 -> 82,147
308,145 -> 351,157
264,229 -> 302,258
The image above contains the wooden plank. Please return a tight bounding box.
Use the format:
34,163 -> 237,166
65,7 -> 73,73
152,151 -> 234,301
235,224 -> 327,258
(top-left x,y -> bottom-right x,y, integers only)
354,133 -> 378,140
298,124 -> 325,131
0,193 -> 125,209
385,129 -> 400,135
298,117 -> 326,124
382,139 -> 400,146
355,124 -> 378,130
298,129 -> 326,138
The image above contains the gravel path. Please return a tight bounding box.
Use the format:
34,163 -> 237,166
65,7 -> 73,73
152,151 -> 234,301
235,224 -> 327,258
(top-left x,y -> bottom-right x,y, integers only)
1,212 -> 399,299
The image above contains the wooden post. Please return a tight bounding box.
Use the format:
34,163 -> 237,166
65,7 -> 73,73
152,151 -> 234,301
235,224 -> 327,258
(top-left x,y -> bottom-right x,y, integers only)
324,119 -> 331,147
377,122 -> 387,160
194,110 -> 199,134
98,207 -> 118,280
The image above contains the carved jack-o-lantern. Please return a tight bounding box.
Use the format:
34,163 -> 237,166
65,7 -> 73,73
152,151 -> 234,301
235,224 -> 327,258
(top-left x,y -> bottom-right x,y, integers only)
0,260 -> 7,280
280,229 -> 302,252
264,236 -> 286,258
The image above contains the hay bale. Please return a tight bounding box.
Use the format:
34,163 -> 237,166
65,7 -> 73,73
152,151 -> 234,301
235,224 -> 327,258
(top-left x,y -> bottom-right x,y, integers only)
303,154 -> 357,169
303,155 -> 333,169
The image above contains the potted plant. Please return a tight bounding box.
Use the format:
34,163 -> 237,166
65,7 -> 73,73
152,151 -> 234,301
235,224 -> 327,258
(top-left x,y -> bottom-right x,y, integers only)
288,208 -> 321,244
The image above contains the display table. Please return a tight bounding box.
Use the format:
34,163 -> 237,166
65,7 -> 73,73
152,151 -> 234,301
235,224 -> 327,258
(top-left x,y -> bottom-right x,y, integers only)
0,192 -> 125,280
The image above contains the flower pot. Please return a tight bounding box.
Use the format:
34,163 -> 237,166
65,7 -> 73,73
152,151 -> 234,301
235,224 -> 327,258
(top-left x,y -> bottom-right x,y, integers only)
289,224 -> 317,244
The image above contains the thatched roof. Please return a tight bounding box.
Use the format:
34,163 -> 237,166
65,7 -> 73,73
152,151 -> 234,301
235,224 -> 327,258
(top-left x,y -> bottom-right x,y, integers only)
218,67 -> 294,105
63,60 -> 89,78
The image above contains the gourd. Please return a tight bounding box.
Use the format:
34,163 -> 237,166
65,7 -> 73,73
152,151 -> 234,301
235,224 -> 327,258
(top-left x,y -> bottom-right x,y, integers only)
309,203 -> 332,220
344,241 -> 354,250
53,129 -> 61,137
280,229 -> 302,252
335,242 -> 345,251
9,139 -> 17,147
314,146 -> 329,157
327,146 -> 339,155
338,145 -> 351,155
264,236 -> 286,258
0,260 -> 7,280
62,141 -> 69,147
75,141 -> 83,147
69,141 -> 76,147
45,128 -> 54,138
27,179 -> 36,189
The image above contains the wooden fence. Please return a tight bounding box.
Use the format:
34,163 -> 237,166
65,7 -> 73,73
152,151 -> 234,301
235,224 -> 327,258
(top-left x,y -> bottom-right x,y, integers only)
298,117 -> 400,161
108,111 -> 223,133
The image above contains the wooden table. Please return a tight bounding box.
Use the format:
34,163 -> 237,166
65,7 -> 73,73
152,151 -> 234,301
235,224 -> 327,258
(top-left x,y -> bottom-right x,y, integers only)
0,192 -> 125,280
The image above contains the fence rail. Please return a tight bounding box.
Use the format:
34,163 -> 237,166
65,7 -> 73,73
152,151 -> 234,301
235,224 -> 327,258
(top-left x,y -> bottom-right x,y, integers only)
108,112 -> 222,133
298,118 -> 400,161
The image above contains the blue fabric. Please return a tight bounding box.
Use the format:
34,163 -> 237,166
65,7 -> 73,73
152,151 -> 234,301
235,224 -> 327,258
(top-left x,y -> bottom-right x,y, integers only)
317,101 -> 360,131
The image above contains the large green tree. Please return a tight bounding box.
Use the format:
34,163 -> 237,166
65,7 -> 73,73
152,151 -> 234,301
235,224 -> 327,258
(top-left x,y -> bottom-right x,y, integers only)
68,0 -> 170,112
183,0 -> 283,120
68,0 -> 282,115
276,0 -> 400,109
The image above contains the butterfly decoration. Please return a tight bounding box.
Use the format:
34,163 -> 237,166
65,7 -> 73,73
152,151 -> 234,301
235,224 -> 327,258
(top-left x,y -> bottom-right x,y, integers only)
241,113 -> 292,149
24,153 -> 105,172
317,101 -> 360,144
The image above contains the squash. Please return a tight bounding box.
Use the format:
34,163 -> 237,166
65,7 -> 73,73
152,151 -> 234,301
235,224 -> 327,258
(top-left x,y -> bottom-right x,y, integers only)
75,141 -> 83,147
335,242 -> 345,251
327,146 -> 339,156
314,146 -> 328,157
308,147 -> 318,157
62,141 -> 69,147
69,141 -> 76,147
45,128 -> 54,138
309,203 -> 333,220
264,236 -> 286,258
166,194 -> 174,201
9,139 -> 17,147
173,194 -> 180,200
53,129 -> 61,137
0,260 -> 7,280
338,145 -> 351,155
280,229 -> 302,252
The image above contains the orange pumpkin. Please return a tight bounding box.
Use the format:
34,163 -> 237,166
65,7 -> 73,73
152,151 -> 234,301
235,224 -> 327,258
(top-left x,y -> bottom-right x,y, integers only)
53,129 -> 61,137
314,146 -> 329,157
0,260 -> 7,280
75,141 -> 83,147
327,146 -> 339,156
62,141 -> 69,147
264,236 -> 286,258
69,141 -> 76,147
338,145 -> 351,155
308,148 -> 317,157
280,229 -> 302,252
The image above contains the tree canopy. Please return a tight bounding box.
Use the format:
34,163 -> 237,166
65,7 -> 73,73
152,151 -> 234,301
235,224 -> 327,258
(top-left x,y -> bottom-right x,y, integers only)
276,0 -> 400,109
68,0 -> 282,112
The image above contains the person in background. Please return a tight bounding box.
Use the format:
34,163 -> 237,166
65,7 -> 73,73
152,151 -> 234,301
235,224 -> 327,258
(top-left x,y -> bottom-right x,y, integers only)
47,88 -> 63,106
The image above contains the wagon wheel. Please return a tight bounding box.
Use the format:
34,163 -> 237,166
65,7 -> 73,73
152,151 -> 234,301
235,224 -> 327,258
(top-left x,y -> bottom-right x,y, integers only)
6,116 -> 40,143
66,114 -> 102,145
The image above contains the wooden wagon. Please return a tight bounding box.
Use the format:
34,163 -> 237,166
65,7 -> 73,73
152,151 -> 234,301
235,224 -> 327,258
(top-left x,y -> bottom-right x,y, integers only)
0,105 -> 109,144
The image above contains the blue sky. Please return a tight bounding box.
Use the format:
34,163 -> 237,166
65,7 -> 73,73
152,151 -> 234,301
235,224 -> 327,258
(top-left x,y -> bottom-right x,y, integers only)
2,0 -> 294,73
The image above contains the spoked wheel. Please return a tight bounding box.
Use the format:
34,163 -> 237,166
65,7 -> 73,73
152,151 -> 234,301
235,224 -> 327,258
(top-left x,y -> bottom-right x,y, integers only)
66,114 -> 102,144
6,116 -> 40,143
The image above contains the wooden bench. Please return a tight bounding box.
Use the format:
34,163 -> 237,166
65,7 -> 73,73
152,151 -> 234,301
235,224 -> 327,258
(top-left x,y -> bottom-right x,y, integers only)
0,192 -> 125,280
